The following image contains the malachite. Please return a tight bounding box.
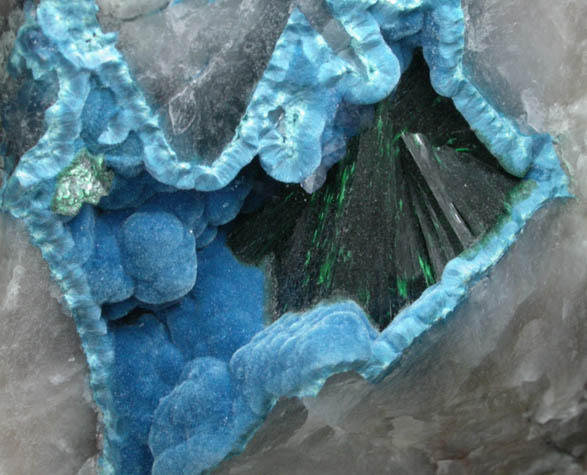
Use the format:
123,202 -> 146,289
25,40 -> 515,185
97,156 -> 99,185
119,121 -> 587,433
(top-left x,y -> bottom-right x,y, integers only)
228,53 -> 522,329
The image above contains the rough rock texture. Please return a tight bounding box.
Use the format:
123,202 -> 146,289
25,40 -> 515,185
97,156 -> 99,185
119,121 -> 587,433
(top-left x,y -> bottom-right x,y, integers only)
0,0 -> 585,473
463,0 -> 587,133
1,4 -> 98,473
96,0 -> 295,161
228,52 -> 522,329
214,0 -> 587,472
0,213 -> 98,475
215,203 -> 587,474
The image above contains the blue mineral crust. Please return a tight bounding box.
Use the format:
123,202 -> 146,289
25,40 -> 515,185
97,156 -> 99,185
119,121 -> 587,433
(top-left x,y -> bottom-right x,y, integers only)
107,233 -> 266,473
0,0 -> 570,474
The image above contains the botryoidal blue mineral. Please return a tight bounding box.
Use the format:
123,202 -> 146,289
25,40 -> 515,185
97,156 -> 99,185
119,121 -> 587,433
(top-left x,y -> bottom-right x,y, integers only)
0,0 -> 570,474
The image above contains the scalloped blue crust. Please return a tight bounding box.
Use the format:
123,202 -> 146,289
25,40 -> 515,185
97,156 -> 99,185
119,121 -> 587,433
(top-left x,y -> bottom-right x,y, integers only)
1,0 -> 570,473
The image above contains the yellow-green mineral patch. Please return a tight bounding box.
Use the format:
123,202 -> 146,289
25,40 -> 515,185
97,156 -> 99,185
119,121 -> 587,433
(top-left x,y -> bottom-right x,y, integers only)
52,149 -> 114,216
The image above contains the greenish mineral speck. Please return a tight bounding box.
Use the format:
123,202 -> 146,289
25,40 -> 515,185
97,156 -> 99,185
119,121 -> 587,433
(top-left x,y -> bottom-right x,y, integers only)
52,149 -> 113,216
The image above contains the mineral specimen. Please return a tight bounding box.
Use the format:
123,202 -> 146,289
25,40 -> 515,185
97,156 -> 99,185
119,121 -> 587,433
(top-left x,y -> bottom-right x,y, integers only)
52,149 -> 114,216
0,213 -> 98,474
228,51 -> 523,328
0,0 -> 579,473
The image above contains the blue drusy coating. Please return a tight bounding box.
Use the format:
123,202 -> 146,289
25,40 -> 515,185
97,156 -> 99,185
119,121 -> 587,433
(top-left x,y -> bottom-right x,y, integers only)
122,211 -> 196,304
108,233 -> 266,474
230,300 -> 379,416
0,0 -> 571,474
85,210 -> 134,304
149,358 -> 258,475
109,313 -> 185,474
160,235 -> 266,363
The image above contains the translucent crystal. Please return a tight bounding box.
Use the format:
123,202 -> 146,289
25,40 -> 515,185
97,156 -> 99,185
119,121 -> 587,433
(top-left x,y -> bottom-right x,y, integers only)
97,0 -> 295,160
0,0 -> 583,474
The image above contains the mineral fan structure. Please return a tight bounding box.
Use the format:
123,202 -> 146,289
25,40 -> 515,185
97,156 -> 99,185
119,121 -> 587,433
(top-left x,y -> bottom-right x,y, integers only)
0,0 -> 571,474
